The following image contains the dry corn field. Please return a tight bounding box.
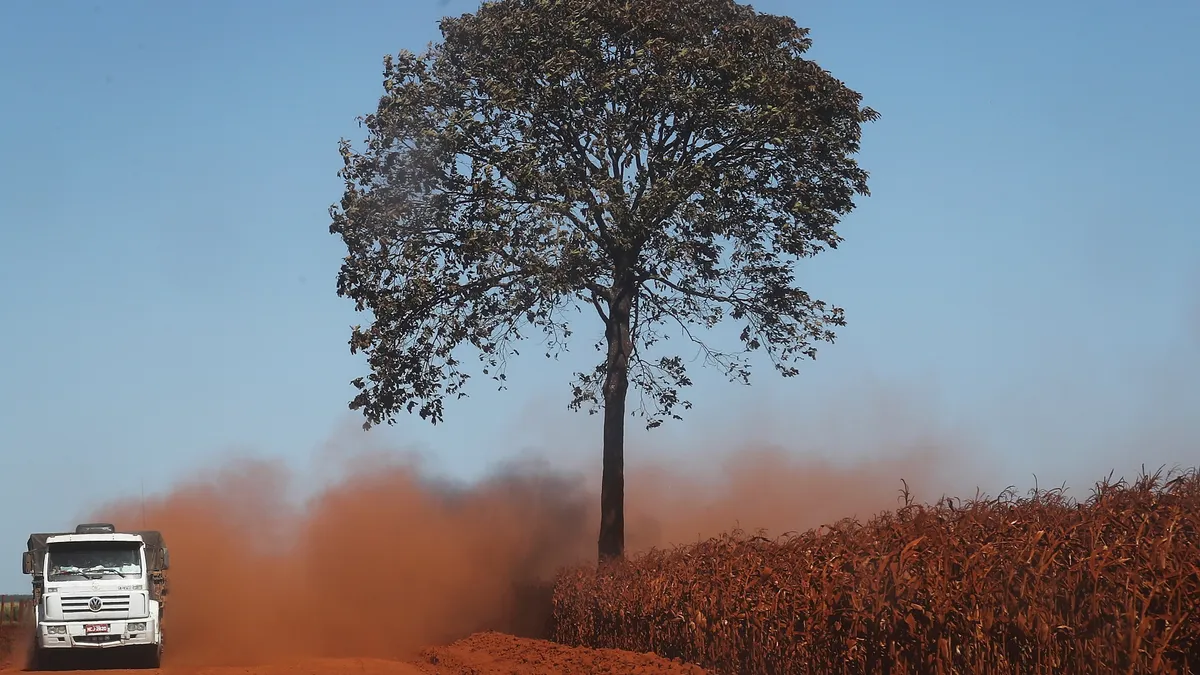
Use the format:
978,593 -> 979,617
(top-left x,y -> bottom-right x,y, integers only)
0,598 -> 30,626
552,468 -> 1200,675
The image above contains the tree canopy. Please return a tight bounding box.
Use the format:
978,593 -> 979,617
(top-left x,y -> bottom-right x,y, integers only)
330,0 -> 877,561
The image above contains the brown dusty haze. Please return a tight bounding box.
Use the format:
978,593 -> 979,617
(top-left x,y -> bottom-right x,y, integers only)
85,443 -> 963,668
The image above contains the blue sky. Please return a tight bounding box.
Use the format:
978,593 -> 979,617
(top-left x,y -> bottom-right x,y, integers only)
1,0 -> 1197,591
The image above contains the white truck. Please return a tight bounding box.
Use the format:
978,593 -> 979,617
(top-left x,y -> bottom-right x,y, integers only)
21,523 -> 169,670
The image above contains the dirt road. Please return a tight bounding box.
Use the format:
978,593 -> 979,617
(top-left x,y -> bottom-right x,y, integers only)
0,632 -> 709,675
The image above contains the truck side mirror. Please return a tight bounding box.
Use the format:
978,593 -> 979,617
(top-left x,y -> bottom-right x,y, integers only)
22,551 -> 33,575
161,548 -> 170,571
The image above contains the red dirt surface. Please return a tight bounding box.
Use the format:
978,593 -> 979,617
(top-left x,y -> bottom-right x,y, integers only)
0,631 -> 708,674
415,632 -> 709,674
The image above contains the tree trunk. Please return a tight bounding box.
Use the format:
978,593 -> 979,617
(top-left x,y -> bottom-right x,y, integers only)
598,286 -> 633,565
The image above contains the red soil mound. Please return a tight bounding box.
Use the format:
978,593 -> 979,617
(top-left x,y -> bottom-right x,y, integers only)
415,632 -> 709,674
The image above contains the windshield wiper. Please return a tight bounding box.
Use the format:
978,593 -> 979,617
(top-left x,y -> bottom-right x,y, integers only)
81,566 -> 133,578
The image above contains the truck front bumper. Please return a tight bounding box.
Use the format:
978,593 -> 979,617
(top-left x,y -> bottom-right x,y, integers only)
38,619 -> 158,649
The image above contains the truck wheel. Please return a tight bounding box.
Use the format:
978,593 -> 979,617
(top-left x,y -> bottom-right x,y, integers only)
30,648 -> 55,672
26,636 -> 49,671
142,644 -> 162,669
24,635 -> 37,670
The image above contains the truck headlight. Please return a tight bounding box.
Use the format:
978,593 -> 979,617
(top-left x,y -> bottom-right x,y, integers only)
46,626 -> 67,635
128,622 -> 147,632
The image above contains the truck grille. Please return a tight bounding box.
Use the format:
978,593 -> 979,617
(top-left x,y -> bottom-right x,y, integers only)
62,595 -> 131,615
75,635 -> 122,644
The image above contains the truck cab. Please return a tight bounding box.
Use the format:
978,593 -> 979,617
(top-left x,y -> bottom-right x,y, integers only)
22,523 -> 169,669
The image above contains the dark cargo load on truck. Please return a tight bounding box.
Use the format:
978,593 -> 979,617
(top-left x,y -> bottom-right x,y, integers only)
26,529 -> 168,574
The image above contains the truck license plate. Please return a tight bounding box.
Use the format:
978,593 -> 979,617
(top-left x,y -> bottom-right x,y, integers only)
84,624 -> 110,634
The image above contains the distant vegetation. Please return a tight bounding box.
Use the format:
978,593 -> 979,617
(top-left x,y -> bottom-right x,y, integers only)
0,596 -> 32,624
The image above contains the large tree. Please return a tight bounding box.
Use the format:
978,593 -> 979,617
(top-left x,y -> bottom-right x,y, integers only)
330,0 -> 877,563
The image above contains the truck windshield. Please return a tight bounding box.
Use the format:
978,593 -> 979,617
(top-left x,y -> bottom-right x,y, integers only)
47,543 -> 142,580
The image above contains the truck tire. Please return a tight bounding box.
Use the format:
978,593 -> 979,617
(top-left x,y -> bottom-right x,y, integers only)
141,644 -> 162,669
26,635 -> 50,671
30,648 -> 56,672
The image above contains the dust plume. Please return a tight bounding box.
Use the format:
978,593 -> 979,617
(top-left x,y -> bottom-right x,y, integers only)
622,445 -> 955,552
0,624 -> 32,670
88,442 -> 962,666
93,454 -> 592,666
